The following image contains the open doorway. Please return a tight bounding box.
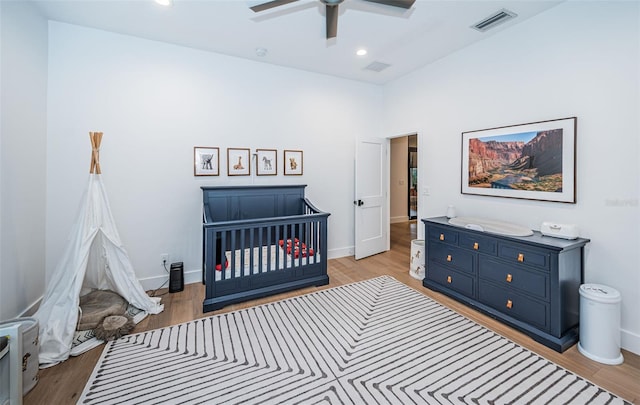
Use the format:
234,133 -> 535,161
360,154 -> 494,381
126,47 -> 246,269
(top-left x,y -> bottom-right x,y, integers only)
390,134 -> 418,224
354,133 -> 417,259
409,137 -> 418,220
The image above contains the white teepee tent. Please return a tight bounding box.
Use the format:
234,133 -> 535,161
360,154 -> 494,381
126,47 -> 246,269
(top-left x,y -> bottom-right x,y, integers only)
34,132 -> 163,367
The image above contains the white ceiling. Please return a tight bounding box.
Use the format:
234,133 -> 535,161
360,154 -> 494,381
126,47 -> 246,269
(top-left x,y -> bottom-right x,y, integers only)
32,0 -> 563,84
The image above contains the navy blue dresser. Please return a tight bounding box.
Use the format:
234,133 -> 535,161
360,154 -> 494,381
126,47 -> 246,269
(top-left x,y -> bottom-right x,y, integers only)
423,216 -> 590,352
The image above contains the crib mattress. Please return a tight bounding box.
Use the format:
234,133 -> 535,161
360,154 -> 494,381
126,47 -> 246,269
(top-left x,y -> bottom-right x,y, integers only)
214,243 -> 320,281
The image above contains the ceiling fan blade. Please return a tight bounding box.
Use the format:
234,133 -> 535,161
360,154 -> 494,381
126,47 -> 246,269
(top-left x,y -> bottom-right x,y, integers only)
250,0 -> 299,13
326,4 -> 339,39
362,0 -> 416,9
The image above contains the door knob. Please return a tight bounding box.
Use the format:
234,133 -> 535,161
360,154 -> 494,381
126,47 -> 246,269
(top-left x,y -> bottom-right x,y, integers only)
353,199 -> 364,206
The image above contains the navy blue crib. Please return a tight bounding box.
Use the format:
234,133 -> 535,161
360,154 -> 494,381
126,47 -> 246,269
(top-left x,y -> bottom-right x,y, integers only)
201,185 -> 330,312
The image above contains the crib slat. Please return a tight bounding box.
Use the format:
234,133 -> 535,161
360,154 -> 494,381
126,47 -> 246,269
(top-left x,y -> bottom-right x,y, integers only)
258,226 -> 264,274
220,230 -> 226,280
268,226 -> 273,272
242,231 -> 246,275
230,231 -> 236,280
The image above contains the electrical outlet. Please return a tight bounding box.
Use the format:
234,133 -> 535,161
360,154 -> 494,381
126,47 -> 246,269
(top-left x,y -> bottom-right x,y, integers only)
161,254 -> 169,266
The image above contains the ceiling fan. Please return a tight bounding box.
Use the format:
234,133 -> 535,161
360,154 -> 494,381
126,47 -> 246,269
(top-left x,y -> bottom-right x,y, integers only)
250,0 -> 416,39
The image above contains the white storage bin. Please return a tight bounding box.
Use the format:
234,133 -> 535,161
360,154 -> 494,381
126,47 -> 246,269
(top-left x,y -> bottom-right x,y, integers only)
0,317 -> 40,397
578,284 -> 623,365
410,239 -> 425,280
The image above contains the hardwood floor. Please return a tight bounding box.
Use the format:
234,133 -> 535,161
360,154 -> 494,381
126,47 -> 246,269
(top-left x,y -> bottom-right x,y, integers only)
25,221 -> 640,404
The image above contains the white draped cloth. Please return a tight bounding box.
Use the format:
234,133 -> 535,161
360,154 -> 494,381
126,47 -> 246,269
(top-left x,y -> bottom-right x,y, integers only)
34,175 -> 163,367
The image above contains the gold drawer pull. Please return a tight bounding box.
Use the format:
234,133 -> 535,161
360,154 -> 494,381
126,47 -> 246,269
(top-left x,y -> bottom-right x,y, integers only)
439,233 -> 445,241
517,253 -> 524,262
506,299 -> 513,309
447,275 -> 452,283
446,254 -> 452,262
506,274 -> 513,283
473,242 -> 479,250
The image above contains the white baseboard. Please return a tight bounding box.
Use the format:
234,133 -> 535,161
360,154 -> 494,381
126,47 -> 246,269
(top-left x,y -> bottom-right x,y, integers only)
139,248 -> 357,293
138,252 -> 359,292
139,268 -> 202,292
622,328 -> 640,356
327,247 -> 353,259
390,216 -> 409,224
19,298 -> 42,317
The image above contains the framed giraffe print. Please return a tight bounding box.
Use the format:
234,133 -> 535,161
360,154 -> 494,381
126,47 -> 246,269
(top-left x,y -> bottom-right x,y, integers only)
284,150 -> 303,175
194,147 -> 219,176
227,148 -> 250,176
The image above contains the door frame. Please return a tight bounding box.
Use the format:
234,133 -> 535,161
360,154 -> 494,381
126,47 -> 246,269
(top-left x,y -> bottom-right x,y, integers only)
408,145 -> 417,220
353,131 -> 422,259
387,131 -> 421,239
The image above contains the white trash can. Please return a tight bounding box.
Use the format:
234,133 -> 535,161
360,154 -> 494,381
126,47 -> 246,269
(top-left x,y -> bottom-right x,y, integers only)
410,239 -> 425,280
0,317 -> 39,395
578,284 -> 623,365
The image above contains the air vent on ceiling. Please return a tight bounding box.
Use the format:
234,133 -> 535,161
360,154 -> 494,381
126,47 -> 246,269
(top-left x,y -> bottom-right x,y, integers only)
471,9 -> 517,32
364,61 -> 392,72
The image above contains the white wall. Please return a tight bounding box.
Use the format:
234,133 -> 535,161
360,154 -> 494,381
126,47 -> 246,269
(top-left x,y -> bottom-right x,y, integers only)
0,0 -> 48,320
383,1 -> 640,353
46,22 -> 383,289
390,136 -> 409,222
7,0 -> 638,357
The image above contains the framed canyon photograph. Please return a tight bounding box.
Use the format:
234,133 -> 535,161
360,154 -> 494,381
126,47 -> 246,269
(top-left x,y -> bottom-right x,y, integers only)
461,117 -> 577,203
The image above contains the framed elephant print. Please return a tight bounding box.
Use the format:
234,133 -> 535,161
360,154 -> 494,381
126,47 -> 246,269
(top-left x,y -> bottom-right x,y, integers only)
194,147 -> 219,176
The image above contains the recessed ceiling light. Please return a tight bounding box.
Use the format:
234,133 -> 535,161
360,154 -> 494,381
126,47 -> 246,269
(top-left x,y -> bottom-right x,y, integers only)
155,0 -> 172,6
356,49 -> 367,56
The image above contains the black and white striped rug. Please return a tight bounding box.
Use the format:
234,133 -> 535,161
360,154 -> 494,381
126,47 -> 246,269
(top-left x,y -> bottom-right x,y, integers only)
79,276 -> 629,404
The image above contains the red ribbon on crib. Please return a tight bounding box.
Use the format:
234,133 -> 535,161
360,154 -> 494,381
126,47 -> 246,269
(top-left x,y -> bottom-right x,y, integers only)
215,259 -> 229,271
280,239 -> 314,258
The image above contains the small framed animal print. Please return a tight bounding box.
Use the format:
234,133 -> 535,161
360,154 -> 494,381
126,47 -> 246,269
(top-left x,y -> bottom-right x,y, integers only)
256,149 -> 277,176
284,150 -> 303,176
227,148 -> 250,176
194,147 -> 219,176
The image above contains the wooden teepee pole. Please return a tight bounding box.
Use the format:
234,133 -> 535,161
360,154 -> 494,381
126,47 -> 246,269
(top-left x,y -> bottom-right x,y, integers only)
89,132 -> 103,174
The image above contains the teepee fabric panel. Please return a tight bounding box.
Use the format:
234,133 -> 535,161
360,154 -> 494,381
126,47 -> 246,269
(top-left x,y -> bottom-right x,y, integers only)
35,175 -> 163,367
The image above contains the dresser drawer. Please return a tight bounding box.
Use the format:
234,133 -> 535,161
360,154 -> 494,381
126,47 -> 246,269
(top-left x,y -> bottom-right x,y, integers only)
428,225 -> 458,246
428,242 -> 474,274
459,232 -> 497,255
479,257 -> 549,301
479,280 -> 549,332
498,242 -> 550,271
427,264 -> 475,298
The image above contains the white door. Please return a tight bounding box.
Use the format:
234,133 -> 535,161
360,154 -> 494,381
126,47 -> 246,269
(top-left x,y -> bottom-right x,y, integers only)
354,138 -> 388,260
